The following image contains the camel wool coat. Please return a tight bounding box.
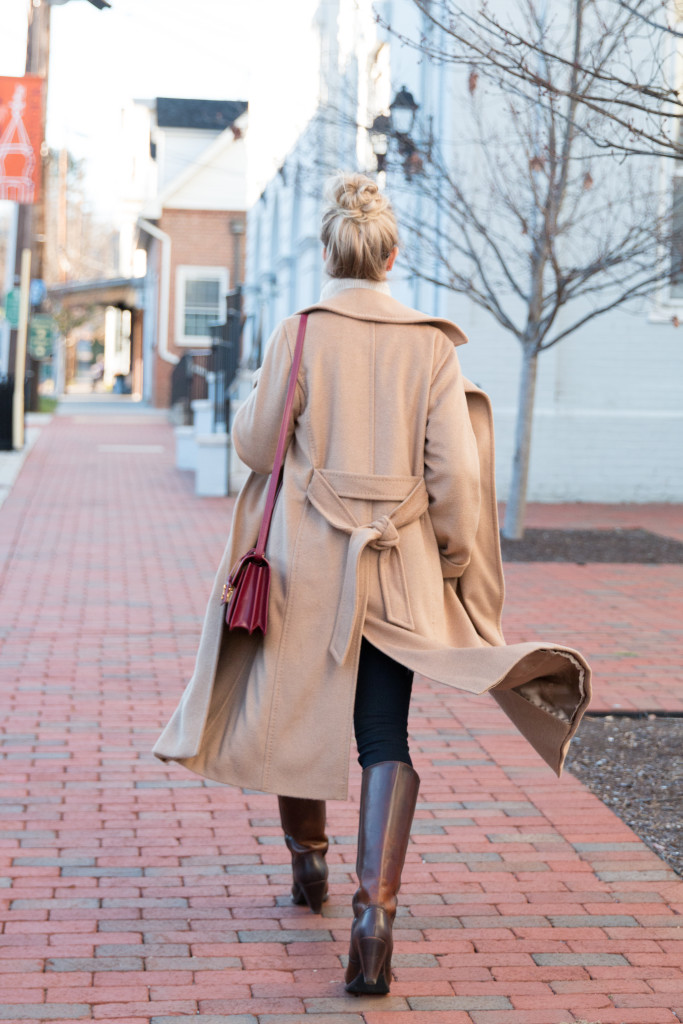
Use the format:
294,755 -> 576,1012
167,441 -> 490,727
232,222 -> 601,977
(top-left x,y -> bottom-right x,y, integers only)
153,287 -> 591,800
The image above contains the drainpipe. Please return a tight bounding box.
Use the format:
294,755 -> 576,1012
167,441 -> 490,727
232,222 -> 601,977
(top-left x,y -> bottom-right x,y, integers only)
137,218 -> 178,365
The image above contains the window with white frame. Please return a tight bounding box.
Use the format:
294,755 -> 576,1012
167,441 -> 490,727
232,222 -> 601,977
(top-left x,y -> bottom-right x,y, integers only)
175,265 -> 229,345
671,177 -> 683,298
664,4 -> 683,303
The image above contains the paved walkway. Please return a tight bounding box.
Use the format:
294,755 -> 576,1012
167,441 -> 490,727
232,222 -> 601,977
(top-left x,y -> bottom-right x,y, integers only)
0,406 -> 681,1024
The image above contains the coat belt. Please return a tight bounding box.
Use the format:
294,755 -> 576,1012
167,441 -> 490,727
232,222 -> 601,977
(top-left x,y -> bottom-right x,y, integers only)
306,469 -> 430,665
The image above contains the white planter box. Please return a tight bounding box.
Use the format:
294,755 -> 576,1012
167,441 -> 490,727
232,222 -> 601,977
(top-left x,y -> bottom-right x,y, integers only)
195,432 -> 229,497
191,398 -> 214,436
175,425 -> 196,471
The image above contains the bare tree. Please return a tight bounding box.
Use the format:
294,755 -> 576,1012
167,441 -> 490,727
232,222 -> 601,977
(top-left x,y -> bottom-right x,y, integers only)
379,0 -> 679,536
248,0 -> 680,534
43,148 -> 119,286
380,0 -> 683,160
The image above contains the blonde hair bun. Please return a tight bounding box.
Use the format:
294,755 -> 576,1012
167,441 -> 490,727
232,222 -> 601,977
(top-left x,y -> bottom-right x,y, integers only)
331,174 -> 387,222
321,171 -> 399,281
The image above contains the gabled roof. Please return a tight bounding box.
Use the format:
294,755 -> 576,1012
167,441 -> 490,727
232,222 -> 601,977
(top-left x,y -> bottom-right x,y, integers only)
141,108 -> 248,217
156,98 -> 248,131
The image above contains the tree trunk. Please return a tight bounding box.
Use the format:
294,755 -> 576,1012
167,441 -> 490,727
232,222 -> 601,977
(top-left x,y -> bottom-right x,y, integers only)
502,346 -> 538,540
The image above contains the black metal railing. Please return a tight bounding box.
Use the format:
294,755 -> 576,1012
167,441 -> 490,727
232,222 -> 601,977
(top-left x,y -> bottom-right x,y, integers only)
208,287 -> 242,431
170,287 -> 243,430
170,349 -> 212,425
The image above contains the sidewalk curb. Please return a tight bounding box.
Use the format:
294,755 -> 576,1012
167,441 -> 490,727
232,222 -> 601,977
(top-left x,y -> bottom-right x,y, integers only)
0,412 -> 52,511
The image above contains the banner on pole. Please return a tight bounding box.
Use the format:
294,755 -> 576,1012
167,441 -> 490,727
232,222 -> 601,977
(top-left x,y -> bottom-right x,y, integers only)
0,76 -> 45,204
29,314 -> 56,360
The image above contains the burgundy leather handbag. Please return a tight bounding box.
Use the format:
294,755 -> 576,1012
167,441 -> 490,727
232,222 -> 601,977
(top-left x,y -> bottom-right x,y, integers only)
220,314 -> 308,634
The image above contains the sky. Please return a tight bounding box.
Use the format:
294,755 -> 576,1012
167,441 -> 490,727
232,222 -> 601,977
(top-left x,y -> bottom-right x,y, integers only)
0,0 -> 319,217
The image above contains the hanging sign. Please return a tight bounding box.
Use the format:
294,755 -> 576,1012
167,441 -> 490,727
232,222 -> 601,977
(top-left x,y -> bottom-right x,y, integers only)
28,314 -> 55,360
0,75 -> 45,204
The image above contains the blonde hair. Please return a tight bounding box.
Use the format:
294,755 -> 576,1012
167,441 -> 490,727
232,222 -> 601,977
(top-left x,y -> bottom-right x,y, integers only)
320,171 -> 399,281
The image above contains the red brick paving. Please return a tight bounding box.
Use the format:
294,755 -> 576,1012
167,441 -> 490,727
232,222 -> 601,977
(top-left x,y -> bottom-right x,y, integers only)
503,502 -> 683,713
0,406 -> 682,1024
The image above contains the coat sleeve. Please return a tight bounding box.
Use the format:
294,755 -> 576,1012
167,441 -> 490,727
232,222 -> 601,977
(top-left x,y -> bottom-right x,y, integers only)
231,320 -> 305,475
424,337 -> 481,578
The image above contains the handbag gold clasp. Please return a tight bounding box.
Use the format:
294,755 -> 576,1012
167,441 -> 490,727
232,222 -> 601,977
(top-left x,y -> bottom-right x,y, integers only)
221,582 -> 235,604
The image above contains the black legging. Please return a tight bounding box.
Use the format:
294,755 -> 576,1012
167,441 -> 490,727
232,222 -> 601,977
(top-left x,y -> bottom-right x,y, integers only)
353,637 -> 414,769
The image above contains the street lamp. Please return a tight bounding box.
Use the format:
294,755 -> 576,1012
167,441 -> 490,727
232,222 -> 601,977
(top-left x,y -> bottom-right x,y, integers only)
369,114 -> 391,173
369,86 -> 430,180
389,86 -> 418,137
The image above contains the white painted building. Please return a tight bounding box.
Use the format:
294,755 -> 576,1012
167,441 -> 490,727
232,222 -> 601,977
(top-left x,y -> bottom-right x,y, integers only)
242,0 -> 683,504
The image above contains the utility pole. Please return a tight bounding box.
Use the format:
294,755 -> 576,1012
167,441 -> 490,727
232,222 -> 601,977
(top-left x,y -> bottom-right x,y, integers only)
13,248 -> 32,450
57,146 -> 68,281
8,0 -> 51,419
4,0 -> 111,444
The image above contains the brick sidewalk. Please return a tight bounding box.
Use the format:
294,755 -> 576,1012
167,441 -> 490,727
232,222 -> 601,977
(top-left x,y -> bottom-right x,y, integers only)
0,411 -> 681,1024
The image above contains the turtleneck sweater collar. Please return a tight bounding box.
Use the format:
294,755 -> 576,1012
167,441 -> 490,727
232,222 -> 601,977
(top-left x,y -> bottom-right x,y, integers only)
319,277 -> 392,301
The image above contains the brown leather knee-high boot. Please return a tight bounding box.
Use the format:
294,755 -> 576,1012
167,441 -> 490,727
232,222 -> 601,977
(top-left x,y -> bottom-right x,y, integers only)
278,796 -> 329,914
345,760 -> 420,995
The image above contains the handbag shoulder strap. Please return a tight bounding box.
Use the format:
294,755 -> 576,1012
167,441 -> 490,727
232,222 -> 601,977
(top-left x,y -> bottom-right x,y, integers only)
253,313 -> 308,558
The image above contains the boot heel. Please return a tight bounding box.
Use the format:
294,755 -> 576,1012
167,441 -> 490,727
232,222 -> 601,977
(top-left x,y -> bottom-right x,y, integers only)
345,907 -> 392,995
358,935 -> 388,986
345,935 -> 390,995
296,878 -> 327,914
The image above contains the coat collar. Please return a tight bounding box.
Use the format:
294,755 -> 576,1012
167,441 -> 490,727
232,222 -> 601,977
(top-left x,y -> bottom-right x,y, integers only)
298,287 -> 468,348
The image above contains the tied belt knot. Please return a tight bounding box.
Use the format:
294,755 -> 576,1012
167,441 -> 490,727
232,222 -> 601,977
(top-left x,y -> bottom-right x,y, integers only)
306,469 -> 430,665
368,516 -> 399,551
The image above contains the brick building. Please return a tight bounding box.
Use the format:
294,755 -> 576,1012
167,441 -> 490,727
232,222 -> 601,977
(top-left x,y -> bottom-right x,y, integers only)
130,97 -> 248,407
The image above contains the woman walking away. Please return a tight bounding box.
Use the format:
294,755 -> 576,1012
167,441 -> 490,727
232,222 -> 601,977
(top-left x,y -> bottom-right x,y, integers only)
154,172 -> 591,996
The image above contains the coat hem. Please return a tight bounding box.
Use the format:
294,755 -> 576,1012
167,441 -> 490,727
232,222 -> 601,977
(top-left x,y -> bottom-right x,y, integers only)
155,753 -> 351,802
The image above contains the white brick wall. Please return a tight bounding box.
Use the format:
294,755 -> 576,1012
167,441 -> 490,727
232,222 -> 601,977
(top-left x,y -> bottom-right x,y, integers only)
452,297 -> 683,502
